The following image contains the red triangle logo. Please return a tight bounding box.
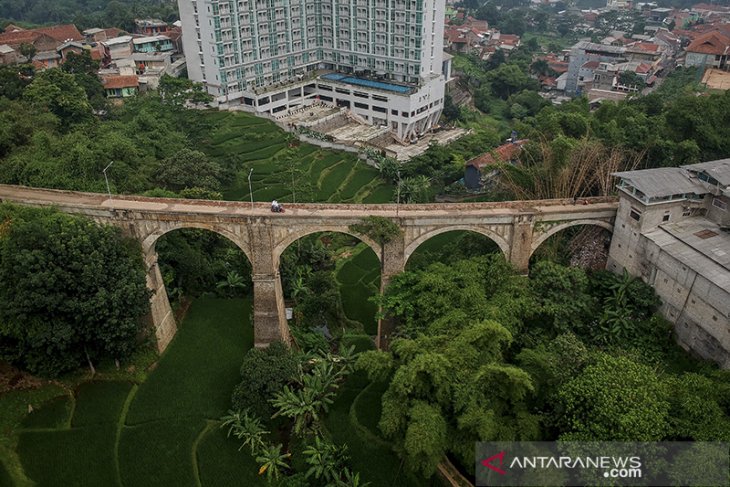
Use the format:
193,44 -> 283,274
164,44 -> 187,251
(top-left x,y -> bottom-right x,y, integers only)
481,451 -> 507,475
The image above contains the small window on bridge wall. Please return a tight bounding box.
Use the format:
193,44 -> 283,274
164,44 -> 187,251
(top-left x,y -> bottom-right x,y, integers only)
630,207 -> 642,221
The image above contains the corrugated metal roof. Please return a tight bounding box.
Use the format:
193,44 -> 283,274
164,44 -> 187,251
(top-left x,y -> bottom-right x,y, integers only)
612,167 -> 706,197
682,158 -> 730,186
644,218 -> 730,291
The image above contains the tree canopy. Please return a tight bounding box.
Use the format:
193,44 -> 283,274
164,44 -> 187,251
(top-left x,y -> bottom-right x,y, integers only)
0,204 -> 150,376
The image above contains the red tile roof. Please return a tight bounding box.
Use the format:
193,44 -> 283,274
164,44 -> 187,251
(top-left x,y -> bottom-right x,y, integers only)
686,30 -> 730,55
103,75 -> 139,89
466,140 -> 527,169
0,30 -> 44,46
582,60 -> 601,69
0,23 -> 82,47
549,61 -> 569,73
631,42 -> 660,52
33,24 -> 83,42
104,27 -> 124,38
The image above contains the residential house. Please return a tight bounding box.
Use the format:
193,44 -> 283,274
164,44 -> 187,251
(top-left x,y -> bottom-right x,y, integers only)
464,139 -> 527,190
57,41 -> 85,62
0,44 -> 17,65
648,7 -> 674,24
444,25 -> 483,53
685,30 -> 730,69
102,75 -> 139,99
565,41 -> 627,94
0,30 -> 58,55
133,35 -> 174,54
490,33 -> 521,52
606,0 -> 631,9
102,36 -> 134,60
165,26 -> 184,54
32,50 -> 62,69
135,19 -> 169,36
83,28 -> 107,43
0,24 -> 83,66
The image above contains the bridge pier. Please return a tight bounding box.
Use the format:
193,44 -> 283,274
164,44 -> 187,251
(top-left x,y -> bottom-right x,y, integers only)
377,237 -> 406,349
508,217 -> 534,275
250,223 -> 291,348
252,273 -> 290,347
144,249 -> 177,353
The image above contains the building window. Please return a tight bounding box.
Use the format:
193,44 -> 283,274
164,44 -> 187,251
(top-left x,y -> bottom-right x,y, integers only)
662,211 -> 670,222
682,207 -> 691,217
630,207 -> 642,221
712,197 -> 728,211
354,102 -> 368,109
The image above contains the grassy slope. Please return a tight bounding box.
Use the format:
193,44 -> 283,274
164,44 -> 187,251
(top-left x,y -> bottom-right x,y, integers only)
202,111 -> 394,204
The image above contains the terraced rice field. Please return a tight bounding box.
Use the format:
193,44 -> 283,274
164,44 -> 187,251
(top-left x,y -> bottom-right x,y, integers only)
10,297 -> 417,487
201,111 -> 394,204
14,298 -> 257,487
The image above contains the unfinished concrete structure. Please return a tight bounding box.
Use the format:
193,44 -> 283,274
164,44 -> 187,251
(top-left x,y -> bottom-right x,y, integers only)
609,159 -> 730,368
0,184 -> 616,352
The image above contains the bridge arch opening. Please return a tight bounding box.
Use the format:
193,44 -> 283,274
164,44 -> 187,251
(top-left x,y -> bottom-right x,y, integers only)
404,227 -> 509,271
277,231 -> 381,339
529,221 -> 613,271
152,227 -> 254,348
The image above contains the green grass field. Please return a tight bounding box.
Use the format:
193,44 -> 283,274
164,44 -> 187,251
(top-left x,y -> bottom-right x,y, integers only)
12,298 -> 256,487
8,296 -> 414,486
336,244 -> 381,335
200,111 -> 394,204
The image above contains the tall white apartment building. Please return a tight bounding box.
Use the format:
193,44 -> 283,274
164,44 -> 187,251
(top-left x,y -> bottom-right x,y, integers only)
178,0 -> 449,141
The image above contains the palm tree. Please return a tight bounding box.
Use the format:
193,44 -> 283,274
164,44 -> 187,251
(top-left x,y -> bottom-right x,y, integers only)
216,270 -> 248,296
220,409 -> 270,455
271,384 -> 336,436
220,409 -> 244,438
256,444 -> 291,483
303,436 -> 348,483
337,468 -> 371,487
291,273 -> 309,302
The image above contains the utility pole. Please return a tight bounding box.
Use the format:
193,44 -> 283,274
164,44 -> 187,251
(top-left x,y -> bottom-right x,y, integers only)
396,169 -> 401,217
103,161 -> 115,199
248,168 -> 254,210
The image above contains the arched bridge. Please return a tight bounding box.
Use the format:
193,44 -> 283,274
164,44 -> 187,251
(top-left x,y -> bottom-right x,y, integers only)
0,184 -> 618,351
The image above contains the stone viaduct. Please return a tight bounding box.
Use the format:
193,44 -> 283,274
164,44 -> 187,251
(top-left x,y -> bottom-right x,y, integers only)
0,184 -> 618,351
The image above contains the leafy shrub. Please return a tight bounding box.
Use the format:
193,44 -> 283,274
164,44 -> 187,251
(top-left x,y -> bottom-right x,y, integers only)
230,342 -> 298,419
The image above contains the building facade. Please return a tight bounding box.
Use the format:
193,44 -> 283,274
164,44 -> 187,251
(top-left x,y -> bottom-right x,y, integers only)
608,159 -> 730,368
177,0 -> 448,140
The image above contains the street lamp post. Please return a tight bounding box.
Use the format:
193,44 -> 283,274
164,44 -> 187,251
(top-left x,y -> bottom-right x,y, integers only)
248,168 -> 254,210
103,161 -> 114,199
396,169 -> 401,217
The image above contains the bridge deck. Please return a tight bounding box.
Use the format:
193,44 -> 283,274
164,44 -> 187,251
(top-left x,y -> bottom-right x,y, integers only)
0,184 -> 618,218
